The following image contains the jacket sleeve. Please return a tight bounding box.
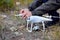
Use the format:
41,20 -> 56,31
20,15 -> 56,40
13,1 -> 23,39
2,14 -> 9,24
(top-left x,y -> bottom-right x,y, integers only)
28,0 -> 43,11
31,0 -> 60,16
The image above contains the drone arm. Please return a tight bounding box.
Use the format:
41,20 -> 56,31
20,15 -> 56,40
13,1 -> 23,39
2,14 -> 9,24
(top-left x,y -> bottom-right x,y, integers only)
42,21 -> 45,32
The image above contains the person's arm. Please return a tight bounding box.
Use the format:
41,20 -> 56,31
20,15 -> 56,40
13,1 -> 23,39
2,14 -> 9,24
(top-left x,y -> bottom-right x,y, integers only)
31,0 -> 60,16
28,0 -> 43,11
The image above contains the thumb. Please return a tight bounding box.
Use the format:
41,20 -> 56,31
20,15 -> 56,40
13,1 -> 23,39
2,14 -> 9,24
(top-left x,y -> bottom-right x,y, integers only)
20,9 -> 25,14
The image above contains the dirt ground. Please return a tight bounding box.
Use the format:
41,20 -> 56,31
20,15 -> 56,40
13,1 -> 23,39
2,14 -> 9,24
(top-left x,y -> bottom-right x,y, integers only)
0,9 -> 60,40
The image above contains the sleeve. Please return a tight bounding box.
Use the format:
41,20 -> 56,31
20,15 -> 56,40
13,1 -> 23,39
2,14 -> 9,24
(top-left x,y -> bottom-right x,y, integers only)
28,0 -> 43,11
31,0 -> 60,16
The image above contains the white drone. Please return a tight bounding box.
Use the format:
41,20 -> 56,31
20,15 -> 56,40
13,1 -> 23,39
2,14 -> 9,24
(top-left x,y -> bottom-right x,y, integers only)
15,14 -> 52,32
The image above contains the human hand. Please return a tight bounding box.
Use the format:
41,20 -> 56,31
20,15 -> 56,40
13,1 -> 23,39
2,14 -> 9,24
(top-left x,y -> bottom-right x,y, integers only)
20,8 -> 32,19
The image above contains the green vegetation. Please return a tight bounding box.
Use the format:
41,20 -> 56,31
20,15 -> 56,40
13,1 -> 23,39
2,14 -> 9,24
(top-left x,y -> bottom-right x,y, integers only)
20,0 -> 33,6
0,0 -> 14,11
0,0 -> 33,11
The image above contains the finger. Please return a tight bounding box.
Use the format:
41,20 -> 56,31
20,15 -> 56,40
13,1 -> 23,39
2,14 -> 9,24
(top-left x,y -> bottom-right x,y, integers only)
23,16 -> 27,19
23,13 -> 29,19
26,15 -> 29,18
20,9 -> 25,14
24,15 -> 29,19
22,13 -> 27,19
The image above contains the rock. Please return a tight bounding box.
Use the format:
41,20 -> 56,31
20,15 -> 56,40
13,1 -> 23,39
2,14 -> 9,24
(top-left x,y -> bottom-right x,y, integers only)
14,32 -> 23,36
10,27 -> 17,31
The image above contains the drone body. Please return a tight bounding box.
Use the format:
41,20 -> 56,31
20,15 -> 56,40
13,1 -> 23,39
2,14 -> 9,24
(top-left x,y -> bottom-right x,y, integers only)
27,16 -> 52,32
28,16 -> 52,23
